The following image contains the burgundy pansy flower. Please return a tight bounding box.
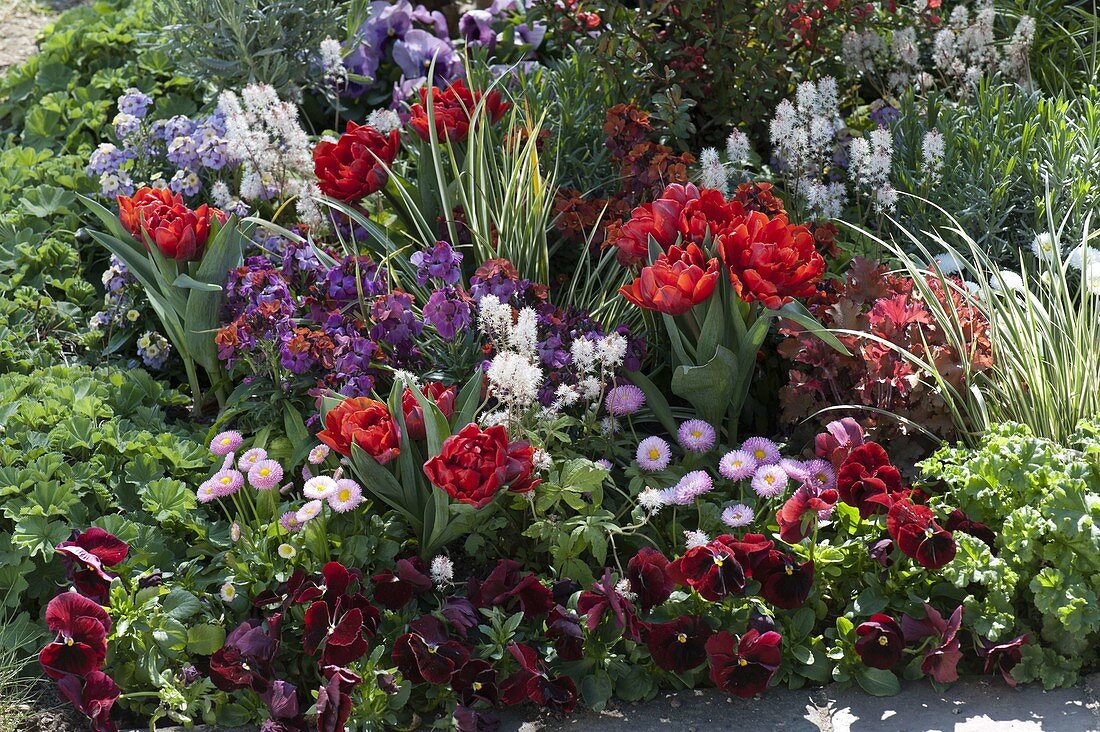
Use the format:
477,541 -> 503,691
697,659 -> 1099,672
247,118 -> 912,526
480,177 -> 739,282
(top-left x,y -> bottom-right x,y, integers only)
753,550 -> 815,610
815,417 -> 866,470
836,442 -> 902,518
545,606 -> 584,661
39,592 -> 111,680
303,602 -> 376,666
667,538 -> 747,601
854,614 -> 905,669
868,538 -> 895,567
443,596 -> 481,639
500,643 -> 577,713
576,568 -> 642,642
468,559 -> 553,619
645,615 -> 712,672
776,484 -> 839,543
392,616 -> 471,685
294,561 -> 362,606
902,604 -> 964,684
371,557 -> 434,610
705,630 -> 783,698
454,705 -> 499,732
945,509 -> 998,551
887,500 -> 957,570
56,528 -> 129,603
315,666 -> 361,732
452,659 -> 499,706
626,548 -> 674,613
57,670 -> 120,732
208,618 -> 279,692
259,679 -> 300,722
979,634 -> 1028,687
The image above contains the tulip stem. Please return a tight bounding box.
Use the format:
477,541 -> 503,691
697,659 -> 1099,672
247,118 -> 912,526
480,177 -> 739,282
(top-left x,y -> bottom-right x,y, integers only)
184,356 -> 204,417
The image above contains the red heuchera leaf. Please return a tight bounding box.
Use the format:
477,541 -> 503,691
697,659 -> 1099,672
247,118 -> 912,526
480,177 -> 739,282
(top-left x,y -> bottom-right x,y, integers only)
705,630 -> 783,698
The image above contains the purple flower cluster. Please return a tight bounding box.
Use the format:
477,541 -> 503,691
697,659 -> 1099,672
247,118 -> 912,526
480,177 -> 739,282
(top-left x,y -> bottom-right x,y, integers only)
87,88 -> 236,200
342,0 -> 544,103
411,240 -> 463,285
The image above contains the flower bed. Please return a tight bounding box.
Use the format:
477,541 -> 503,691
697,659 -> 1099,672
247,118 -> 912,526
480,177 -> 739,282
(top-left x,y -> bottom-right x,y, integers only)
2,0 -> 1100,731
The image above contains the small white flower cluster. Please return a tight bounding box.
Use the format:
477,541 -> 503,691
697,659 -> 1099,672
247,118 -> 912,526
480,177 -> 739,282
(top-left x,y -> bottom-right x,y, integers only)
430,555 -> 454,588
921,129 -> 946,185
1068,245 -> 1100,294
217,84 -> 323,226
699,147 -> 727,193
698,130 -> 754,195
1000,16 -> 1036,81
769,77 -> 847,218
849,127 -> 896,213
932,1 -> 999,91
480,295 -> 544,420
366,108 -> 403,134
841,29 -> 888,75
319,37 -> 347,87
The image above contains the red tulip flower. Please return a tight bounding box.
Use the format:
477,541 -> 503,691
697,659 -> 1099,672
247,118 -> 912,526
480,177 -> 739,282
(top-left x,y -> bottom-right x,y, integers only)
117,187 -> 226,262
313,121 -> 400,202
606,182 -> 701,265
409,79 -> 510,143
401,382 -> 457,441
38,592 -> 111,680
317,397 -> 401,463
705,629 -> 783,698
619,243 -> 719,315
424,423 -> 540,508
717,210 -> 825,309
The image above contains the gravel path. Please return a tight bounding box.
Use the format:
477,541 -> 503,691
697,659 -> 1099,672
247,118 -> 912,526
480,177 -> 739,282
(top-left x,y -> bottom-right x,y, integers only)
0,1 -> 55,71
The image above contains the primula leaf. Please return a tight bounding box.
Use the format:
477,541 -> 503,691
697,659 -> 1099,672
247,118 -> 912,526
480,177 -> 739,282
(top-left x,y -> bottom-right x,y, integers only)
186,624 -> 226,655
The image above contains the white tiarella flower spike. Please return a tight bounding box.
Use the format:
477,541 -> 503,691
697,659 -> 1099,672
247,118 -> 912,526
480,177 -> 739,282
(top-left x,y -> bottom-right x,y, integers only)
430,556 -> 454,587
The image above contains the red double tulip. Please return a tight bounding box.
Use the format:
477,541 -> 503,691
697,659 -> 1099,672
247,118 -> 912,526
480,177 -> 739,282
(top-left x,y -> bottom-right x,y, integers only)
313,121 -> 401,202
401,382 -> 457,441
887,499 -> 957,570
717,210 -> 825,309
423,423 -> 540,508
117,187 -> 226,262
606,183 -> 700,265
317,397 -> 401,463
619,243 -> 719,315
39,592 -> 112,680
409,79 -> 510,144
705,629 -> 783,698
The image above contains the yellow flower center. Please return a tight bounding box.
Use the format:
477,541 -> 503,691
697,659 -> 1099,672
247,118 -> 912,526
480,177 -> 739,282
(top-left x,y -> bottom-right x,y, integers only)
65,636 -> 74,646
677,633 -> 688,644
220,476 -> 233,485
738,658 -> 748,667
648,449 -> 660,460
221,438 -> 231,445
765,475 -> 775,485
754,450 -> 765,459
259,467 -> 270,477
878,636 -> 889,646
338,489 -> 351,502
785,565 -> 793,575
473,682 -> 483,691
692,431 -> 702,439
714,556 -> 724,567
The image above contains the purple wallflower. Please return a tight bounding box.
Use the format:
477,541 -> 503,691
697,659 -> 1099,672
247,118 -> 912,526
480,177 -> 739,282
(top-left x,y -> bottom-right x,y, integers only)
326,256 -> 387,304
370,290 -> 424,358
422,287 -> 472,341
411,240 -> 463,285
394,29 -> 459,80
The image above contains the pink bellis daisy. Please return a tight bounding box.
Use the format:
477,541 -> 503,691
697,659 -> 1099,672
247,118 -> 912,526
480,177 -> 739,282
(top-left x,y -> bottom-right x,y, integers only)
328,479 -> 363,513
678,419 -> 716,453
307,444 -> 331,465
197,480 -> 219,504
752,464 -> 788,498
248,460 -> 284,490
779,458 -> 808,481
296,500 -> 324,523
636,436 -> 672,471
721,503 -> 755,528
741,436 -> 781,465
303,476 -> 337,500
804,459 -> 836,490
238,447 -> 268,471
719,450 -> 758,481
664,470 -> 714,505
210,431 -> 243,456
280,511 -> 303,533
210,469 -> 244,497
604,384 -> 646,416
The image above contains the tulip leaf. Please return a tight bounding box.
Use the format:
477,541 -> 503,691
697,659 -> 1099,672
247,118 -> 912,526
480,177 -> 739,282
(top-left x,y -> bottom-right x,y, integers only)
184,215 -> 247,376
624,370 -> 678,437
349,443 -> 418,528
172,274 -> 222,292
453,369 -> 484,429
670,344 -> 738,427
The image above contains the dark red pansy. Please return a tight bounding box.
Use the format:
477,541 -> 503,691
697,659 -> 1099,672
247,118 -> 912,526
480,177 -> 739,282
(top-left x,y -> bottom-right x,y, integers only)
454,704 -> 499,732
705,630 -> 783,698
56,528 -> 129,603
667,540 -> 747,601
259,679 -> 300,721
39,592 -> 111,680
468,559 -> 553,619
854,614 -> 905,669
529,673 -> 578,713
945,509 -> 998,551
208,618 -> 279,692
57,670 -> 120,732
545,606 -> 584,661
392,616 -> 470,685
979,634 -> 1028,687
626,548 -> 674,613
295,561 -> 359,606
452,659 -> 498,706
717,533 -> 774,577
576,568 -> 642,642
498,642 -> 577,712
836,442 -> 902,518
887,500 -> 957,570
500,643 -> 539,707
645,615 -> 712,672
753,550 -> 815,610
315,665 -> 361,732
902,604 -> 964,684
443,596 -> 480,639
371,557 -> 434,610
